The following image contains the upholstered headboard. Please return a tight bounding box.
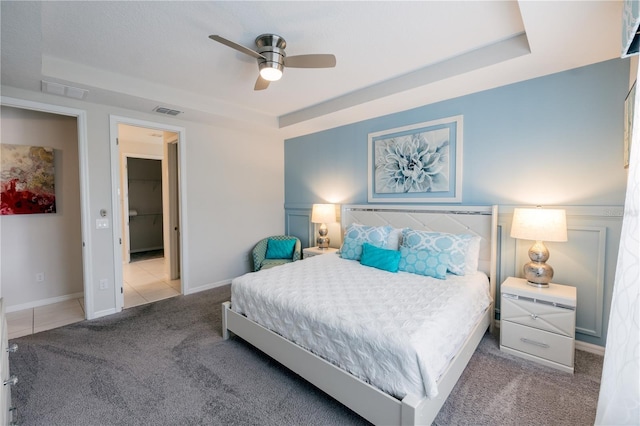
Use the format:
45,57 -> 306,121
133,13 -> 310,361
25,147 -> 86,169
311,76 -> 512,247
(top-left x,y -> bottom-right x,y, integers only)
341,204 -> 499,306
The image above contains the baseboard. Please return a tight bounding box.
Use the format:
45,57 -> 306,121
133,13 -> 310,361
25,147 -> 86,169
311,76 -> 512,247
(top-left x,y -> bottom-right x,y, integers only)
130,246 -> 163,254
184,279 -> 231,295
6,292 -> 84,313
575,340 -> 605,356
91,307 -> 118,319
494,320 -> 605,356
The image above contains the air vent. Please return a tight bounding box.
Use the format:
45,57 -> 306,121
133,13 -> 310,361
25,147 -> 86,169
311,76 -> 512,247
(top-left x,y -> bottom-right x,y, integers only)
153,106 -> 182,116
41,80 -> 88,100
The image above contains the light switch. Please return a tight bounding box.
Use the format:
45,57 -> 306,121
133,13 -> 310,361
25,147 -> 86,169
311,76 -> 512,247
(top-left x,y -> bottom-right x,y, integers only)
96,218 -> 109,229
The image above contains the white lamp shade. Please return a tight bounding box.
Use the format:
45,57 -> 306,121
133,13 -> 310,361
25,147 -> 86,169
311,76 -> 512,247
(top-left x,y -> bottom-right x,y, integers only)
510,208 -> 568,242
311,204 -> 336,224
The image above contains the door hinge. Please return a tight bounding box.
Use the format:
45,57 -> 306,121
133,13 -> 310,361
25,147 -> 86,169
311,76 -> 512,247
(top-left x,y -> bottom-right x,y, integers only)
116,137 -> 119,145
119,238 -> 122,245
121,287 -> 123,294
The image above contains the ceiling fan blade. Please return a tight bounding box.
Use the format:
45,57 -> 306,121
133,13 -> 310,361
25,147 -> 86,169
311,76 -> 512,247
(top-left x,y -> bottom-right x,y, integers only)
209,35 -> 265,60
254,75 -> 270,91
284,54 -> 336,69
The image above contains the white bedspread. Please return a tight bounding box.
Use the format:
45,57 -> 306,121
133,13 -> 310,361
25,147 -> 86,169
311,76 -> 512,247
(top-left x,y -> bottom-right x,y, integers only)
231,253 -> 491,400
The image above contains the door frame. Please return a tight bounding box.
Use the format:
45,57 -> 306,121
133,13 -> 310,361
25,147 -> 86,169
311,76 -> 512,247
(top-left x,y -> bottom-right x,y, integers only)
109,115 -> 188,311
1,96 -> 94,317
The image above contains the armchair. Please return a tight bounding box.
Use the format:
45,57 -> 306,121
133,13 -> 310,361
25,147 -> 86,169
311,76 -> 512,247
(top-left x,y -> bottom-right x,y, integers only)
251,235 -> 301,271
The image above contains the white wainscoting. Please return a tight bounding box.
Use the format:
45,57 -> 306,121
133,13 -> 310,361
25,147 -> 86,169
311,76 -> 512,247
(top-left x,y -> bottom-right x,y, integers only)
498,205 -> 623,347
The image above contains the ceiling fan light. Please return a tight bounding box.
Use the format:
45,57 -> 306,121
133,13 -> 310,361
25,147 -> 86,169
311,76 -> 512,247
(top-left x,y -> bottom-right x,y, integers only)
259,66 -> 282,82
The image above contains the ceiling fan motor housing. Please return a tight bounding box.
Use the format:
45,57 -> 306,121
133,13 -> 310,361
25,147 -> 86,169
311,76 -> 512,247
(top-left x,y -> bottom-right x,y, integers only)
255,34 -> 286,79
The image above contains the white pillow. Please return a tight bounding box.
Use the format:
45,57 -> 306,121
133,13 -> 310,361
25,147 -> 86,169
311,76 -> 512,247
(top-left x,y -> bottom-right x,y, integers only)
386,227 -> 404,250
464,236 -> 482,274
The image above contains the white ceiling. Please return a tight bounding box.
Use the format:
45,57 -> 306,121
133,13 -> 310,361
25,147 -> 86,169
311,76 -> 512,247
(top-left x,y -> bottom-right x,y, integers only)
0,1 -> 623,138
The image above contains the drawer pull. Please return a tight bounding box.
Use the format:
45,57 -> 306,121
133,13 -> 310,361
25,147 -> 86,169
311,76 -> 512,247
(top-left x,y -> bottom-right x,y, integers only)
6,343 -> 18,353
520,337 -> 550,349
3,376 -> 17,386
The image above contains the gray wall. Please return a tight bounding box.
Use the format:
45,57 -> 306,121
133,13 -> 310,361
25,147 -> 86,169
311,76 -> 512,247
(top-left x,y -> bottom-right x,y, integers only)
284,58 -> 630,347
1,85 -> 285,317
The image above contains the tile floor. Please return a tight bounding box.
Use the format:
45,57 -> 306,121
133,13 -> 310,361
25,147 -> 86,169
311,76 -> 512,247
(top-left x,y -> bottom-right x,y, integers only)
6,257 -> 181,339
123,257 -> 181,309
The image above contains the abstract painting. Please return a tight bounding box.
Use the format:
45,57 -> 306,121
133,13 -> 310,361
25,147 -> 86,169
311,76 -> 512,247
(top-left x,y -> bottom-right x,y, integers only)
368,115 -> 463,202
1,143 -> 56,215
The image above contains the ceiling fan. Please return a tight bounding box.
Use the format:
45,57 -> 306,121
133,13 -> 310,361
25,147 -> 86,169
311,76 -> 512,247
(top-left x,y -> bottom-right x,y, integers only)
209,34 -> 336,91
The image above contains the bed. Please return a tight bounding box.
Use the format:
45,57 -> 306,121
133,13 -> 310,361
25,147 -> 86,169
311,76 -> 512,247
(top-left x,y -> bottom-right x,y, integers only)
222,204 -> 498,425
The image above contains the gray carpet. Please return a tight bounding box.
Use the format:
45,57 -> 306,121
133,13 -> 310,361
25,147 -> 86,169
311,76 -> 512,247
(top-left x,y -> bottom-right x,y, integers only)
9,285 -> 602,425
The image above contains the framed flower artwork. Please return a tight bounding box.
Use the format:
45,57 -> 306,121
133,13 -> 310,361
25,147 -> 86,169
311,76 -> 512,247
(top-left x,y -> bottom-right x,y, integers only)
367,115 -> 463,203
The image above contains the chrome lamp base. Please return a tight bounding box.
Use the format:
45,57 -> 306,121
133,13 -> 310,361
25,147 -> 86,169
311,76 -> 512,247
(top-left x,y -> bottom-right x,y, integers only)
317,224 -> 330,249
524,240 -> 553,288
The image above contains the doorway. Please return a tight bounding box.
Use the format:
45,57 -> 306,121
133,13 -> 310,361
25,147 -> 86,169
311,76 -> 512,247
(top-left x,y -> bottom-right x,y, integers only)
0,96 -> 94,318
110,117 -> 186,312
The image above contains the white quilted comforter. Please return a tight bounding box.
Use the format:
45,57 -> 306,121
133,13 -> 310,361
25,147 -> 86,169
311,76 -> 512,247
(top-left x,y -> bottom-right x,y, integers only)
231,253 -> 491,400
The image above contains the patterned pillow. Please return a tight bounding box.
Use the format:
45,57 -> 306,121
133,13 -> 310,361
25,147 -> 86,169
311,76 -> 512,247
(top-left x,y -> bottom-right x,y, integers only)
398,246 -> 450,279
401,229 -> 473,275
340,224 -> 392,261
360,242 -> 401,273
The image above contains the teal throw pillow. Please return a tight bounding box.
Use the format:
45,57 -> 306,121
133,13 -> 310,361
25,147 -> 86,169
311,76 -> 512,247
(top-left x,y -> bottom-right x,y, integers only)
265,238 -> 296,259
398,246 -> 450,280
360,242 -> 401,273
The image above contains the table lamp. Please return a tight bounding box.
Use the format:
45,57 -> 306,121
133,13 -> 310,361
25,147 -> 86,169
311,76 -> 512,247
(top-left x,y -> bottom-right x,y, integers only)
510,207 -> 568,287
311,204 -> 336,249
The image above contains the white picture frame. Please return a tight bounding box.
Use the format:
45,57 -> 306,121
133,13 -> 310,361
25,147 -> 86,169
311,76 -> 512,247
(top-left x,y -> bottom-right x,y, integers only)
367,115 -> 463,203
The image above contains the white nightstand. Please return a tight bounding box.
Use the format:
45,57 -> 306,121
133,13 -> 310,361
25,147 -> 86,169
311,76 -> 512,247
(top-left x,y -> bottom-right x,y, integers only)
500,276 -> 577,373
302,247 -> 339,259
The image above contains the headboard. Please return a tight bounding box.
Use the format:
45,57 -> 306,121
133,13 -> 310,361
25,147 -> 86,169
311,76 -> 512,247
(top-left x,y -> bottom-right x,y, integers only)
341,204 -> 498,311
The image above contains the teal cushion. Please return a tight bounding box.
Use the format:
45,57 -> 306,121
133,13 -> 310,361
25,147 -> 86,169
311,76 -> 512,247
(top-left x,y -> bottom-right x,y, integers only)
398,246 -> 450,280
401,229 -> 472,275
360,243 -> 401,273
265,238 -> 296,259
340,224 -> 392,261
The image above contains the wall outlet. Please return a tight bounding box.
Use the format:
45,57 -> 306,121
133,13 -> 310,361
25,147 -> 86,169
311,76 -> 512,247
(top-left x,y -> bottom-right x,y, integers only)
35,272 -> 45,282
99,279 -> 108,290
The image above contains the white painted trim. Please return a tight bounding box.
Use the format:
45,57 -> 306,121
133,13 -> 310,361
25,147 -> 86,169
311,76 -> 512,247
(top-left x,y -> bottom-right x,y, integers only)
183,279 -> 231,295
575,340 -> 605,356
0,96 -> 94,319
109,115 -> 189,311
92,308 -> 118,319
6,292 -> 84,313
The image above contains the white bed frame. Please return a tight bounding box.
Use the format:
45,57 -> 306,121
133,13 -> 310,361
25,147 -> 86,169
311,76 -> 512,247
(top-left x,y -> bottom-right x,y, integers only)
222,204 -> 498,425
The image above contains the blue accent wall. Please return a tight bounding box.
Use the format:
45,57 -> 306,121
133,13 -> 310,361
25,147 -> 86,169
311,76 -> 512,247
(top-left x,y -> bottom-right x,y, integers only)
285,58 -> 629,208
285,58 -> 630,348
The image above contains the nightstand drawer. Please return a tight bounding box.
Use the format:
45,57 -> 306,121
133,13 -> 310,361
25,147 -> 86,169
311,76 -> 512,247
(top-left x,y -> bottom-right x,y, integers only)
501,294 -> 575,337
501,321 -> 574,367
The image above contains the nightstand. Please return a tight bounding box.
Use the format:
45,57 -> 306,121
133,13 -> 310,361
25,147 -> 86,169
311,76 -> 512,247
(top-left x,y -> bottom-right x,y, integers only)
302,247 -> 339,259
500,276 -> 577,373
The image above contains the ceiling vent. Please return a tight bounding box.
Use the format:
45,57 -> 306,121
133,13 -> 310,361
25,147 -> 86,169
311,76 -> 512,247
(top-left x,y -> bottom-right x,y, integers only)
153,106 -> 182,116
41,80 -> 88,100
